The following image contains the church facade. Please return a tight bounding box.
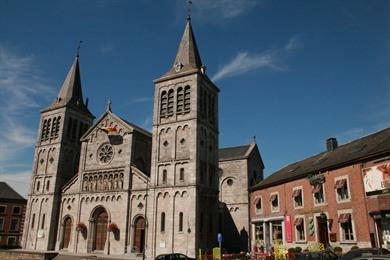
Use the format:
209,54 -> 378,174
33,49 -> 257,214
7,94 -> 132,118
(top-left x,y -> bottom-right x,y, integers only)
21,18 -> 263,258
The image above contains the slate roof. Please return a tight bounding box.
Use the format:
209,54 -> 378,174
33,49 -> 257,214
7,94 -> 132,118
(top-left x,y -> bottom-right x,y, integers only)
219,145 -> 252,161
43,56 -> 93,117
0,182 -> 26,201
253,127 -> 390,190
161,19 -> 203,79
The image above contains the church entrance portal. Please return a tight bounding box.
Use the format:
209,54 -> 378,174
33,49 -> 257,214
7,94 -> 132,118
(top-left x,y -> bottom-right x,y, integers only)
94,210 -> 108,251
133,217 -> 145,253
62,217 -> 72,249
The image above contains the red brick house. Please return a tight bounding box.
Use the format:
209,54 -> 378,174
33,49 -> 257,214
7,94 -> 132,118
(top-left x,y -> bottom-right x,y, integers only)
250,128 -> 390,252
0,182 -> 27,247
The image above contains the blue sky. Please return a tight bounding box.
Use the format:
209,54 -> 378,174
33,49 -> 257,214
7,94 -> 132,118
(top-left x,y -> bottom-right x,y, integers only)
0,0 -> 389,197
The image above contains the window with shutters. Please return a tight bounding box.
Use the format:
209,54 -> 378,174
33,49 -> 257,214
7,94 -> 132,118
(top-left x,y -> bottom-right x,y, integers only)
294,217 -> 306,241
41,119 -> 48,141
335,177 -> 350,202
160,91 -> 168,116
177,87 -> 184,113
184,86 -> 190,112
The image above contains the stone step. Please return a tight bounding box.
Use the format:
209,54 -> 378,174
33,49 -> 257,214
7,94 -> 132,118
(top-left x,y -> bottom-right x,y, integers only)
54,252 -> 142,260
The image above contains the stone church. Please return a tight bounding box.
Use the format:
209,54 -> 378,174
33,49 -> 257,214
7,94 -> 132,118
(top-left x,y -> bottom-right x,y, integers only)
21,17 -> 264,258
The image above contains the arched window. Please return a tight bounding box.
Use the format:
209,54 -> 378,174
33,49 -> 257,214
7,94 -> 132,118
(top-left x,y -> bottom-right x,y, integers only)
41,214 -> 45,229
179,212 -> 183,232
55,116 -> 61,137
167,89 -> 174,115
161,212 -> 165,232
41,119 -> 47,141
50,117 -> 57,138
160,91 -> 168,116
184,86 -> 191,111
162,170 -> 167,184
45,118 -> 52,140
46,180 -> 50,191
176,87 -> 184,113
36,181 -> 40,192
179,168 -> 184,181
31,214 -> 36,228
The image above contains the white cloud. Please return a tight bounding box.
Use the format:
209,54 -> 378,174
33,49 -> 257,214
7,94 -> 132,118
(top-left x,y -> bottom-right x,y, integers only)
212,36 -> 302,82
0,171 -> 31,198
284,36 -> 303,51
0,46 -> 52,184
193,0 -> 259,19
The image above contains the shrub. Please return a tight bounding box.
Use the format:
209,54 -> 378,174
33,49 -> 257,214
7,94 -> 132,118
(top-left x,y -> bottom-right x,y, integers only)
333,246 -> 343,256
350,246 -> 359,251
294,247 -> 302,253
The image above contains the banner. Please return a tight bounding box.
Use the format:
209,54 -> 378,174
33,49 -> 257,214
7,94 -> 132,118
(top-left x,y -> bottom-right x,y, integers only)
285,215 -> 292,243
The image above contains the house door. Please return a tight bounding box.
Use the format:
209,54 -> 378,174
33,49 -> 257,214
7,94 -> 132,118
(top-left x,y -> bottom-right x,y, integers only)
94,210 -> 108,251
133,217 -> 145,253
63,217 -> 72,249
316,216 -> 329,246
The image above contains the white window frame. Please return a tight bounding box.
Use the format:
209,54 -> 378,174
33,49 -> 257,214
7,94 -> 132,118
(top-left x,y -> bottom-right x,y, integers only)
313,183 -> 327,206
337,209 -> 357,243
12,206 -> 21,215
270,192 -> 280,213
9,218 -> 19,231
293,186 -> 304,209
294,215 -> 307,243
334,175 -> 351,203
254,195 -> 263,214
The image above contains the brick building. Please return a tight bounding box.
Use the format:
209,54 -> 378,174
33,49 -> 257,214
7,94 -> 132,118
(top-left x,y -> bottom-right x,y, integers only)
0,182 -> 27,247
250,128 -> 390,252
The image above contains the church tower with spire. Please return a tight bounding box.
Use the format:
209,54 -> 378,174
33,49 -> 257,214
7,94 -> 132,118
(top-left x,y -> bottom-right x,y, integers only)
146,17 -> 220,258
22,52 -> 94,250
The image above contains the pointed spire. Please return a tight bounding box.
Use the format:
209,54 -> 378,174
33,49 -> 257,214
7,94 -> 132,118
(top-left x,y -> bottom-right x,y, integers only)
43,46 -> 92,117
106,98 -> 112,112
160,16 -> 203,79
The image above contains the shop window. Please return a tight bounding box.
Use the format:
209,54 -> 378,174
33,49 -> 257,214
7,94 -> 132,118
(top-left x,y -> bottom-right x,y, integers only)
7,237 -> 16,246
335,178 -> 350,202
255,224 -> 264,241
339,213 -> 354,241
270,193 -> 279,212
272,222 -> 283,242
292,188 -> 303,208
294,217 -> 306,241
10,218 -> 18,231
12,206 -> 21,215
0,205 -> 6,214
313,183 -> 325,205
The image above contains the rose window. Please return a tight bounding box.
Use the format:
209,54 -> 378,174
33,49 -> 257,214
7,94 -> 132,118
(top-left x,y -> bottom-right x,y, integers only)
98,144 -> 114,163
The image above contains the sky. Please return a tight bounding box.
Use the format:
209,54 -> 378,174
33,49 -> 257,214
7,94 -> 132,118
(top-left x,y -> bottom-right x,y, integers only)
0,0 -> 389,198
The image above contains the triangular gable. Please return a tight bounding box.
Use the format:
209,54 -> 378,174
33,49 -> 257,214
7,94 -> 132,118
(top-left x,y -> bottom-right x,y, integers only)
131,165 -> 150,190
246,143 -> 265,169
81,110 -> 149,142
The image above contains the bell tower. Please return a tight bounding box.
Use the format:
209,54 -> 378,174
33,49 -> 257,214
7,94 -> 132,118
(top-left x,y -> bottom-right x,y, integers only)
22,52 -> 94,250
146,16 -> 220,258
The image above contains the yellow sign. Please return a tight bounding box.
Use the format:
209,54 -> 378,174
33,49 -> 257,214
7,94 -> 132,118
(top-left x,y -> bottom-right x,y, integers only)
213,247 -> 221,260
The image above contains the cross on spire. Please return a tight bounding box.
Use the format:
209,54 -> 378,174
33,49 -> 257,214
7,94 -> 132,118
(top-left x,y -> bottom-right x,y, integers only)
107,98 -> 112,112
76,40 -> 83,58
187,0 -> 192,20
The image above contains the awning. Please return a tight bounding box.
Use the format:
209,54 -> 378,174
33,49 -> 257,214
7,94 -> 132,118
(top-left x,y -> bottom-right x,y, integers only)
269,194 -> 277,202
312,184 -> 322,193
338,213 -> 351,223
294,218 -> 303,226
334,179 -> 346,189
292,189 -> 301,198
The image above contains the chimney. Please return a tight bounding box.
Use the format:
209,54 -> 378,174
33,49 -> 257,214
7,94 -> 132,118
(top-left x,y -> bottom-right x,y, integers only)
326,137 -> 338,151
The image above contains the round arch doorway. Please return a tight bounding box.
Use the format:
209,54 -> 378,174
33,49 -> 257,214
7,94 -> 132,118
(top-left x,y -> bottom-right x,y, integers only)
93,209 -> 108,251
133,216 -> 145,253
62,217 -> 72,249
